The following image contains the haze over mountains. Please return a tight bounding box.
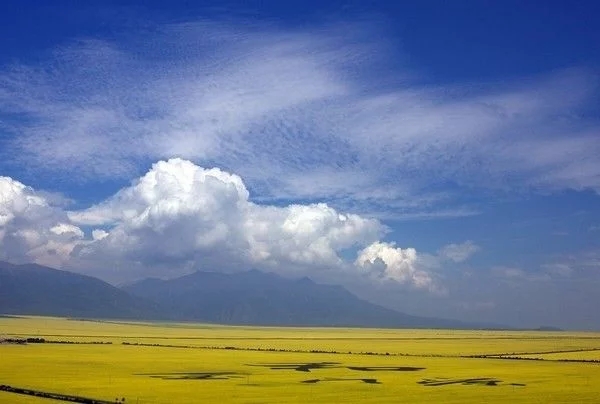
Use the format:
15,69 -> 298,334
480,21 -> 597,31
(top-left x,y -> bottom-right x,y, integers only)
0,261 -> 487,329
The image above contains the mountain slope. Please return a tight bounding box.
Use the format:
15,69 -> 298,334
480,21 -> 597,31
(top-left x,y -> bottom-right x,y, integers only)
124,269 -> 473,328
0,261 -> 163,319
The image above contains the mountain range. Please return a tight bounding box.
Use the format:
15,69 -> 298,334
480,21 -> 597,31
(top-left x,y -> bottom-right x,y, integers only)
1,261 -> 485,329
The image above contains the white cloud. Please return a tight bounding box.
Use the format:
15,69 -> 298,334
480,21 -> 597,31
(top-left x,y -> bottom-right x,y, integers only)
2,160 -> 439,289
2,163 -> 441,287
50,223 -> 84,238
355,241 -> 435,290
0,176 -> 84,267
438,241 -> 480,263
1,20 -> 598,219
91,229 -> 109,241
71,159 -> 387,278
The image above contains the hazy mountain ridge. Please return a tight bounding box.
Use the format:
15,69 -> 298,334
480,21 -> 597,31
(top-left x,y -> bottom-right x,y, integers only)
1,261 -> 485,329
0,261 -> 164,319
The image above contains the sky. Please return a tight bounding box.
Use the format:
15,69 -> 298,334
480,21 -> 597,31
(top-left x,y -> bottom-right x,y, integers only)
0,0 -> 599,329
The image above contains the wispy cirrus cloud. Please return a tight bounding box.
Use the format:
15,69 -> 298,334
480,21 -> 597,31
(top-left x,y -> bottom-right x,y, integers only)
0,19 -> 599,219
438,241 -> 480,263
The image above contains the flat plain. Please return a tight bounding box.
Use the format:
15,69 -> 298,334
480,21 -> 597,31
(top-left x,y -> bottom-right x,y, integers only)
1,316 -> 599,403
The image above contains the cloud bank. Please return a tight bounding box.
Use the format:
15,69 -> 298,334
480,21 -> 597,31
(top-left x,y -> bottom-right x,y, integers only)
1,159 -> 455,290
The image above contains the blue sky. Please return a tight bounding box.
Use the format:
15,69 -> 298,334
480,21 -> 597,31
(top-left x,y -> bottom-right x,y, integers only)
0,0 -> 599,329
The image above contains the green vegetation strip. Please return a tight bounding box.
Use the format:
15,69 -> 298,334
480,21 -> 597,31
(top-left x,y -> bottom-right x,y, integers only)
0,384 -> 122,403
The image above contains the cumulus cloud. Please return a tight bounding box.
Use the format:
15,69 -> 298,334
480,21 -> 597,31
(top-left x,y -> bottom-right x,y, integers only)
0,176 -> 84,266
438,241 -> 480,263
0,20 -> 598,219
0,158 -> 438,287
1,162 -> 445,287
355,241 -> 435,290
69,159 -> 388,279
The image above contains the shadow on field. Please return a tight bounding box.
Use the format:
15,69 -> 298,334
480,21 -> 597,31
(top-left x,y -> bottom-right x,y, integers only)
347,366 -> 425,372
137,363 -> 429,386
246,362 -> 426,373
418,377 -> 526,387
302,378 -> 381,384
246,362 -> 340,372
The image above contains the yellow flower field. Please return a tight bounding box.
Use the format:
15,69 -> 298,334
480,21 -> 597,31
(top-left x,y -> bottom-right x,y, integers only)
1,316 -> 599,403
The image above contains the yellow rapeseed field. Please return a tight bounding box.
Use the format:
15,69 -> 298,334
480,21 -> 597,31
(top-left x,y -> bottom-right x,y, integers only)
1,316 -> 599,403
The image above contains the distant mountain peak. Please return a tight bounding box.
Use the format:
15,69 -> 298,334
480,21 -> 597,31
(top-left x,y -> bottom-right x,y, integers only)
297,276 -> 315,284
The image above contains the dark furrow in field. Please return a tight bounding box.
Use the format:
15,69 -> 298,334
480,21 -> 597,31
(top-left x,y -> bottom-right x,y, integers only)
7,337 -> 600,364
117,342 -> 600,363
